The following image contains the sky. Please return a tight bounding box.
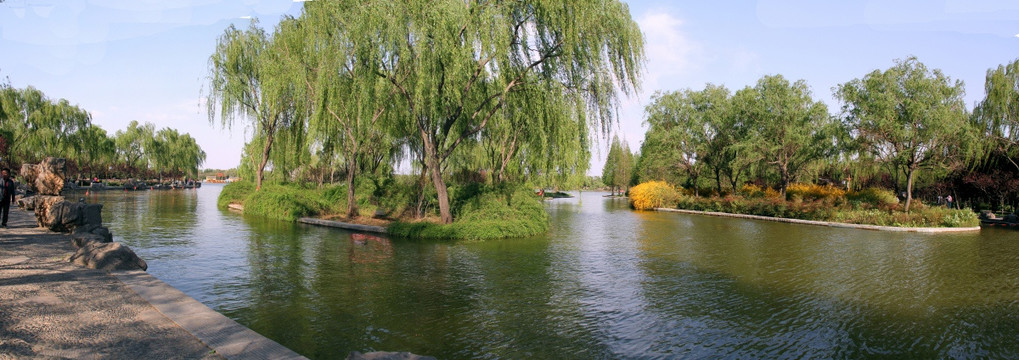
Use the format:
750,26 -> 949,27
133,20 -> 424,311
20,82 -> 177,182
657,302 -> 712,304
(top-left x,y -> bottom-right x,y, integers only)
1,0 -> 1017,173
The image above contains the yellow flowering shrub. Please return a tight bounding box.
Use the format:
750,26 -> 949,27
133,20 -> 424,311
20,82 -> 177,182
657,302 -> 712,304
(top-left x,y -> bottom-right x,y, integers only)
786,183 -> 846,201
629,181 -> 681,210
739,184 -> 764,197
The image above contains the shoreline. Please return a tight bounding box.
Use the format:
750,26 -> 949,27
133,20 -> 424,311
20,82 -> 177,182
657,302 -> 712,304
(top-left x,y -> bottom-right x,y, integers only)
297,217 -> 388,234
654,207 -> 981,233
0,208 -> 307,359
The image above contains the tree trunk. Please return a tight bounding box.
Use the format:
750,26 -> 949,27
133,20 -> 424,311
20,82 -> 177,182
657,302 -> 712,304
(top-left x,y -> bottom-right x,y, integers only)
256,133 -> 274,191
416,161 -> 428,219
779,162 -> 790,197
430,163 -> 452,223
714,167 -> 723,196
345,160 -> 358,218
904,168 -> 915,212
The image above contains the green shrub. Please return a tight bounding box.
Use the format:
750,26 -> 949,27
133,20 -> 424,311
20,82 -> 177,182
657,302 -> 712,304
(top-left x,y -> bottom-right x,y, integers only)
217,181 -> 255,209
847,187 -> 898,208
243,184 -> 330,222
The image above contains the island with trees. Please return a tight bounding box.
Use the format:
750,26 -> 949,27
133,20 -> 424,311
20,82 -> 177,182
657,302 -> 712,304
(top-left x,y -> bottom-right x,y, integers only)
209,0 -> 646,240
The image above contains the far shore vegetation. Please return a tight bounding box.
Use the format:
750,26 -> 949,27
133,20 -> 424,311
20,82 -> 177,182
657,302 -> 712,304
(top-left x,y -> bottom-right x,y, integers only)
0,86 -> 207,183
624,57 -> 1019,229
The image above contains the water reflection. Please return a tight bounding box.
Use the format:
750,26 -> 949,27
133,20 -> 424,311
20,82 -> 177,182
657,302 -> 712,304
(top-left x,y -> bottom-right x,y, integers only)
89,187 -> 1019,359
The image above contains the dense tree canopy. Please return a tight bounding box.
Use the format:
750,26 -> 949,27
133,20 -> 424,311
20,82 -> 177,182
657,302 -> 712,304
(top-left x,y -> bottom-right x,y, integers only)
218,0 -> 646,224
739,75 -> 841,195
0,86 -> 206,179
837,57 -> 972,211
349,0 -> 645,223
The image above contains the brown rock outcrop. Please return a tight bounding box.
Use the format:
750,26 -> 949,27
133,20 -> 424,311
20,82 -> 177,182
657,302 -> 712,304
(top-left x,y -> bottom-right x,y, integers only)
69,242 -> 148,271
20,157 -> 66,195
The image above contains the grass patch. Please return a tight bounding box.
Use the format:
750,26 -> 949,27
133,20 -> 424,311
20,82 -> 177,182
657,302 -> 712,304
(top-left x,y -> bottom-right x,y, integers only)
244,183 -> 334,222
217,181 -> 255,209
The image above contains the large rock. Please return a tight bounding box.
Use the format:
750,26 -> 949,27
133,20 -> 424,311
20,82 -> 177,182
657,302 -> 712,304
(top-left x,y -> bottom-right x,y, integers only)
29,195 -> 65,228
20,157 -> 66,195
27,197 -> 103,233
69,242 -> 148,271
71,224 -> 114,247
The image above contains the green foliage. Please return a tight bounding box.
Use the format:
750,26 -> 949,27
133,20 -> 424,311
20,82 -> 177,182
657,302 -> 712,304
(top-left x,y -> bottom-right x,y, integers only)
602,135 -> 634,192
207,19 -> 305,190
217,181 -> 255,209
244,183 -> 332,222
837,56 -> 973,211
344,0 -> 645,223
639,85 -> 734,193
846,187 -> 899,208
389,185 -> 549,241
973,58 -> 1019,165
0,87 -> 204,179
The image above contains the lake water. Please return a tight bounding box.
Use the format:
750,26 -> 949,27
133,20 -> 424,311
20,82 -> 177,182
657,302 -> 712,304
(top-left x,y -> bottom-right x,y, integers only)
83,184 -> 1019,359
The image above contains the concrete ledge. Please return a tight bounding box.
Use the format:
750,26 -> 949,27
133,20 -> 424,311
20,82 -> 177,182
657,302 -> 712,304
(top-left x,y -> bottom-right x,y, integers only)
227,204 -> 244,212
654,208 -> 981,233
298,217 -> 388,234
114,270 -> 307,360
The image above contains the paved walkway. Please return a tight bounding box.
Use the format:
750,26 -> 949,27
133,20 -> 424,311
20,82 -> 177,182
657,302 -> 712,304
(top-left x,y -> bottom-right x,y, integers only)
0,208 -> 305,360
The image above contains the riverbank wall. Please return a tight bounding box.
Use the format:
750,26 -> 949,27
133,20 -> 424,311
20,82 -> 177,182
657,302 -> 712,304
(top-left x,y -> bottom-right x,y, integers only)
654,207 -> 981,233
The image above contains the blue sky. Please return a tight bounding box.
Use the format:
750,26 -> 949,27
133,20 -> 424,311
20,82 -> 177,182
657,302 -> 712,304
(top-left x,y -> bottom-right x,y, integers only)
1,0 -> 1017,173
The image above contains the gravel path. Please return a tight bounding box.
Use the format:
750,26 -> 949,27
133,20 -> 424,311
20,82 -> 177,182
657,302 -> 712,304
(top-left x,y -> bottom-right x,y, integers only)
0,208 -> 223,360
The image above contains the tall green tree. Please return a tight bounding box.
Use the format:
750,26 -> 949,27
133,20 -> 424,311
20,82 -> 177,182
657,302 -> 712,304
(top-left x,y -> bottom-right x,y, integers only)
603,136 -> 621,195
0,86 -> 91,164
973,58 -> 1019,169
207,20 -> 300,191
348,0 -> 645,223
299,3 -> 401,218
837,56 -> 972,211
738,75 -> 840,195
71,125 -> 116,179
615,139 -> 634,194
114,120 -> 155,172
640,85 -> 735,195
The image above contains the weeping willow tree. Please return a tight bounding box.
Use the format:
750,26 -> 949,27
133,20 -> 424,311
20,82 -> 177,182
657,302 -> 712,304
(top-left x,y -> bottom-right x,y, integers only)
0,86 -> 93,169
207,19 -> 304,190
973,58 -> 1019,170
333,0 -> 644,223
293,2 -> 406,218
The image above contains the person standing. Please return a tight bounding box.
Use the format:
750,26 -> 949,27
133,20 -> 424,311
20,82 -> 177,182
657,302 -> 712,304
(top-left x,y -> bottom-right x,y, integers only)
1,168 -> 14,228
946,194 -> 954,209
